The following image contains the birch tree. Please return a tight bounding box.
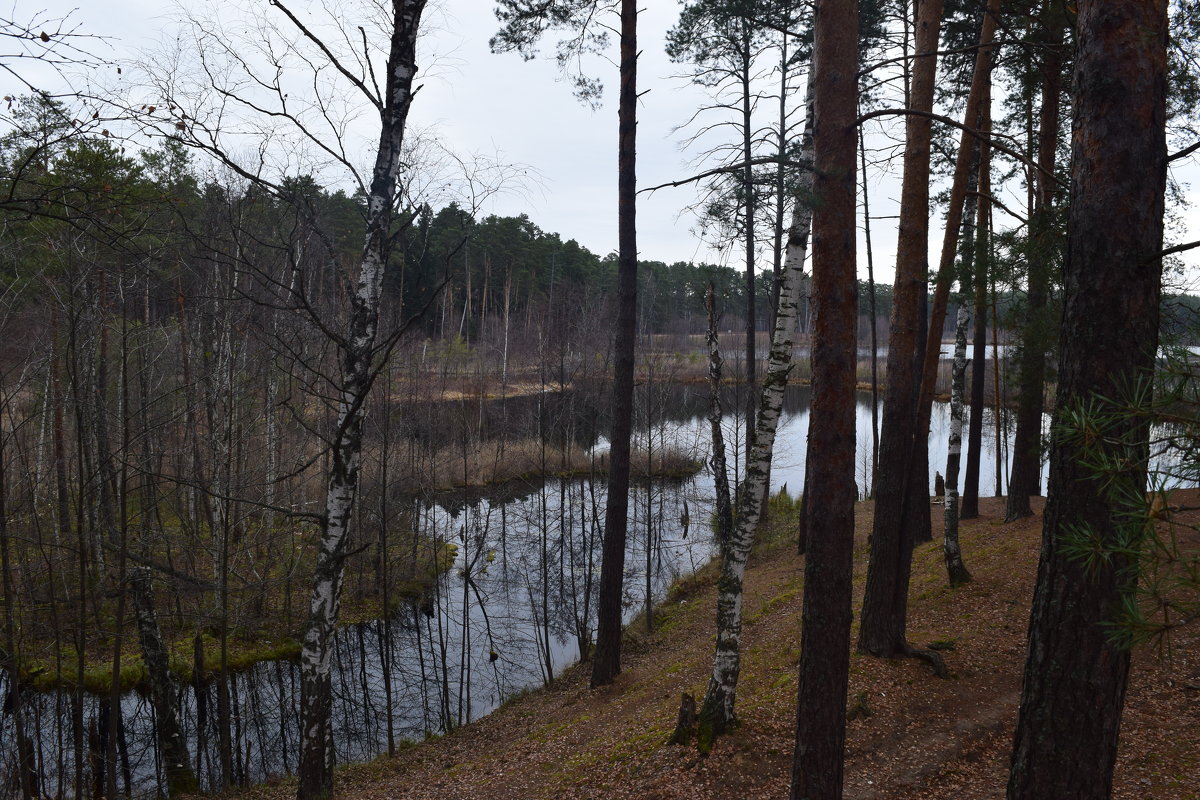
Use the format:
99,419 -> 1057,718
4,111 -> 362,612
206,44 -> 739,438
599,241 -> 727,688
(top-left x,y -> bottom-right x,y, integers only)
942,302 -> 972,587
697,66 -> 814,744
138,2 -> 429,797
288,6 -> 426,796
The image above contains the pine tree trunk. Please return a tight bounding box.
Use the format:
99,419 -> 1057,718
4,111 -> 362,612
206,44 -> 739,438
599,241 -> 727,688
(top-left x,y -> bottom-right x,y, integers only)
1007,1 -> 1167,795
789,0 -> 857,792
913,0 -> 999,540
961,117 -> 992,520
858,0 -> 944,658
741,19 -> 757,451
590,0 -> 639,689
698,68 -> 815,745
296,3 -> 425,797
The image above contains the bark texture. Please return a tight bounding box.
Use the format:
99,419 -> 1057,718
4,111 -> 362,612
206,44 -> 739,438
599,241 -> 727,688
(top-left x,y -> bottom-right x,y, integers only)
790,0 -> 857,795
296,3 -> 425,797
858,0 -> 944,657
591,0 -> 639,688
944,305 -> 972,587
1007,1 -> 1167,796
706,285 -> 733,551
698,68 -> 816,744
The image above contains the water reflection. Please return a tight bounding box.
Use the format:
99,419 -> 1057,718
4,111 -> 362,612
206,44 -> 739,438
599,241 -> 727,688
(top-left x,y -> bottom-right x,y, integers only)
0,384 -> 1042,797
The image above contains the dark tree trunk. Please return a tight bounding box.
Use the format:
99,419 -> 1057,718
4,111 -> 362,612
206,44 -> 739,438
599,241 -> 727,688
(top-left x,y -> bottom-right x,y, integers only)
860,126 -> 879,497
914,0 -> 1000,530
908,291 -> 930,545
858,0 -> 944,657
961,103 -> 992,521
1006,3 -> 1065,522
130,568 -> 197,795
0,419 -> 36,800
742,19 -> 757,452
790,0 -> 857,796
1007,1 -> 1167,796
590,0 -> 638,688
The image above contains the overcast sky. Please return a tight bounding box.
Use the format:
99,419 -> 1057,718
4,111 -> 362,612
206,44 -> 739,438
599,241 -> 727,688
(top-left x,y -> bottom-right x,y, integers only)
10,0 -> 1200,288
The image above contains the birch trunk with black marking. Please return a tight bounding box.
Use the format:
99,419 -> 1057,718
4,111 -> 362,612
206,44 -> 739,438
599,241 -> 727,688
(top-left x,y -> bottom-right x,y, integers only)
943,305 -> 972,587
706,285 -> 733,550
942,134 -> 982,588
296,3 -> 425,797
698,69 -> 814,746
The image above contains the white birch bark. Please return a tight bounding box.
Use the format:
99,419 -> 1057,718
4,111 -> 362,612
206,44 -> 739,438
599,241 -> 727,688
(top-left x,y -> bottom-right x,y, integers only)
943,304 -> 972,586
706,285 -> 733,551
699,70 -> 815,741
296,3 -> 426,797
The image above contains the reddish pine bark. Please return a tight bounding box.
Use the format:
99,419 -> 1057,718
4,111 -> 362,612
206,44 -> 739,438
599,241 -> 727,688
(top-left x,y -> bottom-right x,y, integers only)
858,0 -> 944,658
790,0 -> 857,796
1007,1 -> 1167,796
591,0 -> 639,688
914,0 -> 1001,531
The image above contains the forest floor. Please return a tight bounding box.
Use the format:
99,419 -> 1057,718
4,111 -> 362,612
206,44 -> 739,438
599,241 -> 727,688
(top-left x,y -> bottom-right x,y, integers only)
229,494 -> 1200,800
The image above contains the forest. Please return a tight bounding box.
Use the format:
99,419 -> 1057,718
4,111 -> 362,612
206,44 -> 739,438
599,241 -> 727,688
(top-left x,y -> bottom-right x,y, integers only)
0,0 -> 1198,799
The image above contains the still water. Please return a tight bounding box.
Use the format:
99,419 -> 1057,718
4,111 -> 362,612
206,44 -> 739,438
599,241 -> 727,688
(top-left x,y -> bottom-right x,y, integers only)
0,385 -> 1038,798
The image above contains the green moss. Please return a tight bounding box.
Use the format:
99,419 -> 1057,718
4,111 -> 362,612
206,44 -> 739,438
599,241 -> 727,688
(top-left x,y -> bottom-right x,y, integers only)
24,656 -> 148,694
746,581 -> 803,626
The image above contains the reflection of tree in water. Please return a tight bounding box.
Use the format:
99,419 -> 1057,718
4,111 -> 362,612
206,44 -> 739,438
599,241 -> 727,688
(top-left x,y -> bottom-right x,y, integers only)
0,384 -> 1035,797
0,428 -> 711,798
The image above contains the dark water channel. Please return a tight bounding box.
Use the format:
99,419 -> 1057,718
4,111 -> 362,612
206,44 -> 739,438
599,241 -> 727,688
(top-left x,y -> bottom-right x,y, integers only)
0,384 -> 1039,798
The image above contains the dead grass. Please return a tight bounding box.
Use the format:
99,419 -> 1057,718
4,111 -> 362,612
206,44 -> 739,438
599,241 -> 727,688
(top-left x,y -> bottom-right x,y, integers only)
377,437 -> 703,493
222,493 -> 1200,800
